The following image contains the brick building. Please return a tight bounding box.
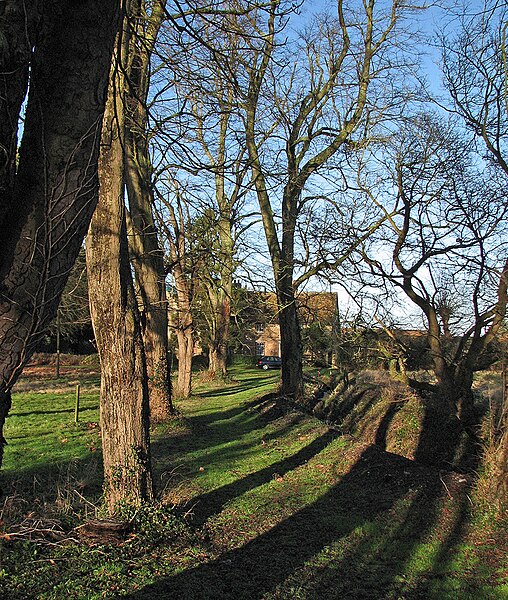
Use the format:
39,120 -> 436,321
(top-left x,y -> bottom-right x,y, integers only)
239,291 -> 339,364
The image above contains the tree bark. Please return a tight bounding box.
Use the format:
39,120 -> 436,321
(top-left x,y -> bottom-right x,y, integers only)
208,290 -> 231,378
126,147 -> 172,420
0,0 -> 119,469
124,0 -> 172,421
207,210 -> 233,378
278,283 -> 304,400
175,316 -> 194,399
86,27 -> 153,513
163,194 -> 195,399
173,269 -> 194,398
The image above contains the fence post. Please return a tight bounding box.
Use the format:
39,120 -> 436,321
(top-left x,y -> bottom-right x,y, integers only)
75,383 -> 80,423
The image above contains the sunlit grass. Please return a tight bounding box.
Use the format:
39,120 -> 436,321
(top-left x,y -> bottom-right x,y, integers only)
5,390 -> 101,474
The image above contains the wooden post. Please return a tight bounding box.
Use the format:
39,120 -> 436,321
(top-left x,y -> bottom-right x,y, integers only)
75,384 -> 80,423
56,310 -> 61,378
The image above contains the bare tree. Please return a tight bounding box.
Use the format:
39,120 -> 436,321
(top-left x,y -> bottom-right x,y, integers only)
149,3 -> 258,380
240,0 -> 408,400
354,114 -> 508,431
155,180 -> 198,398
0,0 -> 119,470
441,1 -> 508,502
441,0 -> 508,175
191,96 -> 248,379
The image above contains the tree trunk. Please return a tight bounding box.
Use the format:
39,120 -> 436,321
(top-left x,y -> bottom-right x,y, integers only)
0,0 -> 119,469
165,195 -> 195,399
86,33 -> 153,513
126,150 -> 172,420
173,275 -> 194,398
436,365 -> 478,434
207,290 -> 231,378
175,322 -> 193,399
207,208 -> 233,379
245,110 -> 305,401
277,281 -> 304,401
124,0 -> 171,421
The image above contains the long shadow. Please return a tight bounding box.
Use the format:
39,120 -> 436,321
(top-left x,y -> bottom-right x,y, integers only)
414,394 -> 482,472
187,429 -> 338,526
10,408 -> 93,418
4,371 -> 485,597
301,471 -> 453,599
152,414 -> 264,462
407,404 -> 483,597
153,395 -> 290,461
186,403 -> 251,428
408,480 -> 477,598
134,384 -> 482,599
194,377 -> 277,399
151,408 -> 306,490
125,446 -> 444,600
375,401 -> 402,449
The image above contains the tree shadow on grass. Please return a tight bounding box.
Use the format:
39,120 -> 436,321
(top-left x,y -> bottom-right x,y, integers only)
293,470 -> 476,599
126,445 -> 457,600
187,429 -> 338,526
129,397 -> 482,600
0,451 -> 104,504
10,408 -> 87,418
193,375 -> 278,399
152,392 -> 302,464
151,404 -> 308,496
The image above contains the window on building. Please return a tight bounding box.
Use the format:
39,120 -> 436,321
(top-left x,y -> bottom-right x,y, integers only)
255,322 -> 264,333
255,342 -> 265,356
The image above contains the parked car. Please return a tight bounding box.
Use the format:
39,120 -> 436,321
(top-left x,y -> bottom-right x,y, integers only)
256,355 -> 282,370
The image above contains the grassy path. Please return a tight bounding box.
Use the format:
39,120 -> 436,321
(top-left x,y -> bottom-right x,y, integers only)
1,364 -> 507,599
142,366 -> 507,599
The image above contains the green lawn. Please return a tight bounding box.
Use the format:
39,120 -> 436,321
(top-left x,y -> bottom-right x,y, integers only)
0,364 -> 507,599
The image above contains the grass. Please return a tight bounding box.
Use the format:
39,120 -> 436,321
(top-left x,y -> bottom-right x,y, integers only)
0,362 -> 507,598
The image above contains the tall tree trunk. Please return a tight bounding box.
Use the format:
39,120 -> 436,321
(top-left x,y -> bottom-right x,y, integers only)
207,210 -> 232,378
126,151 -> 172,420
204,92 -> 237,378
243,5 -> 305,401
176,319 -> 194,399
245,108 -> 305,401
86,28 -> 153,513
208,290 -> 230,378
0,0 -> 119,469
277,270 -> 304,401
124,0 -> 171,421
174,280 -> 194,399
164,195 -> 195,399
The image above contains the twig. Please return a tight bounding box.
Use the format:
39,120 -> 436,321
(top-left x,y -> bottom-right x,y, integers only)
439,472 -> 452,498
